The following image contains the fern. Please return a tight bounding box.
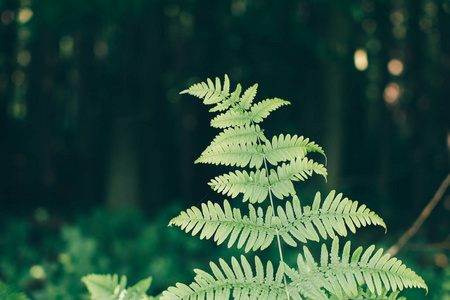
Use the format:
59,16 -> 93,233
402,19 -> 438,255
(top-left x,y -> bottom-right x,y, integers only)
284,238 -> 427,299
181,75 -> 231,105
82,274 -> 155,300
162,256 -> 288,300
163,75 -> 427,299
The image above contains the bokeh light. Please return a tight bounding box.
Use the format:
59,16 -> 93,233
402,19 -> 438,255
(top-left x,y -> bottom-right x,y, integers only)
1,10 -> 15,25
387,59 -> 404,76
383,82 -> 400,104
18,8 -> 33,24
30,265 -> 46,279
60,35 -> 74,58
354,48 -> 368,71
17,50 -> 31,67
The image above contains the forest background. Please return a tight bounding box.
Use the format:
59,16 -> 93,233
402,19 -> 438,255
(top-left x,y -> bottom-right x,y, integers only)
0,0 -> 449,299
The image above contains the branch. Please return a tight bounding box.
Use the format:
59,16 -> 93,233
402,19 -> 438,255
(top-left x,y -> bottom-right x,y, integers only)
387,172 -> 450,256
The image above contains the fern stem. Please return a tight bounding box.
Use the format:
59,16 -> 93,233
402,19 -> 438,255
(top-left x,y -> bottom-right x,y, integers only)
254,122 -> 290,298
262,149 -> 290,299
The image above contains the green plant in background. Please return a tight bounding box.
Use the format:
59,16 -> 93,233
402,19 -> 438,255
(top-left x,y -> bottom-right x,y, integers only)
0,281 -> 31,300
82,274 -> 155,300
161,75 -> 428,299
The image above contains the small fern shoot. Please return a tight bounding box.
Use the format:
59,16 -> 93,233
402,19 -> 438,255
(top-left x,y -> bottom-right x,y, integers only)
163,75 -> 427,299
82,274 -> 155,300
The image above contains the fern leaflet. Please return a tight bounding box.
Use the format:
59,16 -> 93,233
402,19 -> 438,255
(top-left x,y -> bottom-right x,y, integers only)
208,157 -> 327,203
195,142 -> 264,169
181,75 -> 230,105
285,238 -> 427,299
249,98 -> 290,123
169,191 -> 386,252
240,83 -> 258,110
263,134 -> 326,166
160,256 -> 287,300
208,169 -> 270,203
82,274 -> 155,300
202,124 -> 266,156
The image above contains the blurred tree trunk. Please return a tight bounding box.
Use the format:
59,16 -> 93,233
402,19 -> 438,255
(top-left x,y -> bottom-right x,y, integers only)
105,4 -> 166,210
78,18 -> 110,209
105,119 -> 139,208
0,0 -> 20,210
27,30 -> 57,208
324,9 -> 349,189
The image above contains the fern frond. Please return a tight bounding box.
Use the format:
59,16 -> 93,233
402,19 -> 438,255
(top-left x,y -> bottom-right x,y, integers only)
82,274 -> 154,300
335,287 -> 406,300
209,83 -> 242,112
82,274 -> 127,300
180,75 -> 231,105
276,191 -> 386,247
195,142 -> 264,169
239,84 -> 258,110
208,169 -> 270,203
263,134 -> 326,166
208,157 -> 327,203
249,98 -> 290,123
270,157 -> 327,199
161,256 -> 287,300
285,238 -> 427,299
168,200 -> 277,252
210,98 -> 289,128
210,109 -> 252,129
169,191 -> 384,252
202,124 -> 266,156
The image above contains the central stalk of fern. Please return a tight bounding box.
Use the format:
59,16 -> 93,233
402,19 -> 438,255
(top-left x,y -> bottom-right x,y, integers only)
162,75 -> 427,300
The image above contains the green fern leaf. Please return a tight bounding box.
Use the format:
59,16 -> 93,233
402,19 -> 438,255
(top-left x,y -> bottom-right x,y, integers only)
180,75 -> 230,105
168,200 -> 276,252
82,274 -> 127,300
208,169 -> 270,203
334,287 -> 406,299
169,191 -> 384,252
209,82 -> 242,112
270,157 -> 327,199
161,256 -> 287,300
276,191 -> 386,246
249,98 -> 290,123
240,84 -> 258,110
263,134 -> 326,166
126,277 -> 153,299
210,109 -> 252,128
202,124 -> 266,156
285,238 -> 427,299
208,157 -> 326,203
195,142 -> 264,168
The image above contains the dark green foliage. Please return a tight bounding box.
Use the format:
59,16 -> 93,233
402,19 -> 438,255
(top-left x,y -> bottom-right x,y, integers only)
0,281 -> 30,300
1,206 -> 237,300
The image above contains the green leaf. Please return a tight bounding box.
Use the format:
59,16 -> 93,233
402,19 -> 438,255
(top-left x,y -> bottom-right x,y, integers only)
125,276 -> 152,299
263,134 -> 325,166
161,256 -> 287,300
181,74 -> 230,105
249,98 -> 290,123
239,84 -> 258,110
202,124 -> 265,155
195,142 -> 264,169
285,238 -> 427,299
82,274 -> 126,300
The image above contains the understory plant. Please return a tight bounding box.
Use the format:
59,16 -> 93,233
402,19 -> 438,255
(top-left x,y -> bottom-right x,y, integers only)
160,75 -> 427,299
